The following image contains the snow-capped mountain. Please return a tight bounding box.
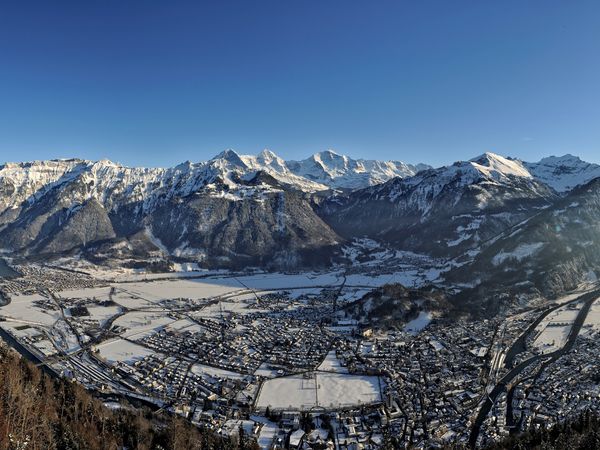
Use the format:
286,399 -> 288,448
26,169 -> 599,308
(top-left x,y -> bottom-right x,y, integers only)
239,148 -> 430,191
1,149 -> 599,274
286,150 -> 430,190
524,154 -> 600,193
0,149 -> 427,210
0,159 -> 87,212
0,152 -> 342,268
238,149 -> 331,192
319,152 -> 557,256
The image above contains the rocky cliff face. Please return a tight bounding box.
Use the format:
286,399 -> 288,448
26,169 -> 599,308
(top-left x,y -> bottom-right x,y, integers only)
0,155 -> 341,269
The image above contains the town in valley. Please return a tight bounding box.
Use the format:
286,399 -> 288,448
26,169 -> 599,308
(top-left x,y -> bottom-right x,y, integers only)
1,260 -> 598,449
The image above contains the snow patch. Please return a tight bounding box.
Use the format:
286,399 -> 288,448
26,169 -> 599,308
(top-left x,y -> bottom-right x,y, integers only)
492,242 -> 545,266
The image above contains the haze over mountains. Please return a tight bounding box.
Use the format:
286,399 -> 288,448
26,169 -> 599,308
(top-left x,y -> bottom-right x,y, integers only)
1,149 -> 599,300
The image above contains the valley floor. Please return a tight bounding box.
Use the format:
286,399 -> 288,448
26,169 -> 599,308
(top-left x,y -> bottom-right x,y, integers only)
0,262 -> 598,449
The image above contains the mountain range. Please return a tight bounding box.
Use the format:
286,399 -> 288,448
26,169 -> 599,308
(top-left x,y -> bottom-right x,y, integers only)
1,149 -> 600,302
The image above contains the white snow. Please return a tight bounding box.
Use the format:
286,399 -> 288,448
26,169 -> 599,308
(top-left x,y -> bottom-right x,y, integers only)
533,302 -> 582,353
492,242 -> 545,266
256,372 -> 382,410
96,338 -> 156,364
469,152 -> 532,180
581,297 -> 600,337
286,149 -> 428,190
525,154 -> 600,192
316,351 -> 349,373
0,293 -> 61,326
86,305 -> 122,327
112,312 -> 174,339
257,422 -> 278,449
404,311 -> 432,335
190,363 -> 246,381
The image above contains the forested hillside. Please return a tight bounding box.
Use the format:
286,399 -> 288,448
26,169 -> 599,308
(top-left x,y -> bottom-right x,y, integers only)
0,345 -> 252,450
486,410 -> 600,450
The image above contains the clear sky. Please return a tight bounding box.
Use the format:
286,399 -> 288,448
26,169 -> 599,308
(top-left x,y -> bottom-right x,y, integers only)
0,0 -> 598,167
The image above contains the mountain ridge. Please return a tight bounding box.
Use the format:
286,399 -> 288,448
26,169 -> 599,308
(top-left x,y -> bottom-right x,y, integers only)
1,150 -> 600,281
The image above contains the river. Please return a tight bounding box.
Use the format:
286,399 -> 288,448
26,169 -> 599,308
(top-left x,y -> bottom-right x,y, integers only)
468,289 -> 600,448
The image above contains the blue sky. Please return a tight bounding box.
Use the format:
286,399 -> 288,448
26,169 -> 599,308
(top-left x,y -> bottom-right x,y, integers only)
0,0 -> 598,167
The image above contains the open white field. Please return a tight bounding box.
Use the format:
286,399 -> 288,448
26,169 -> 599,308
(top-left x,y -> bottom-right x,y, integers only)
196,299 -> 269,319
254,363 -> 280,378
166,318 -> 204,333
0,293 -> 60,326
111,288 -> 159,309
85,305 -> 122,326
57,286 -> 112,300
582,297 -> 600,337
112,311 -> 174,339
286,288 -> 324,299
117,278 -> 243,302
91,268 -> 229,282
96,338 -> 156,364
533,303 -> 582,353
236,272 -> 342,290
190,363 -> 246,381
404,311 -> 433,335
47,271 -> 384,316
256,371 -> 382,410
317,351 -> 349,373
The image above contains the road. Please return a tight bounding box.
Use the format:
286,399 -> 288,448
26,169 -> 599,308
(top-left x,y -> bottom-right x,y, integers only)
468,289 -> 600,448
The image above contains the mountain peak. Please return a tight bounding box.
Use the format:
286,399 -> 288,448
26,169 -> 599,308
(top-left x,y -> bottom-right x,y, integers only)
525,154 -> 600,192
469,152 -> 532,179
314,149 -> 343,160
537,154 -> 584,165
469,151 -> 510,164
211,148 -> 241,161
256,149 -> 283,164
312,150 -> 349,171
92,159 -> 121,169
209,149 -> 248,170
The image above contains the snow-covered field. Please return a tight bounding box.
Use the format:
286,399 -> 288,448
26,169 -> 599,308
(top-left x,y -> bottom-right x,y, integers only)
116,278 -> 242,302
58,286 -> 112,300
404,311 -> 432,335
85,305 -> 122,327
35,263 -> 451,321
112,312 -> 174,339
582,297 -> 600,337
51,319 -> 81,353
166,318 -> 204,333
254,363 -> 280,378
256,372 -> 382,410
190,363 -> 246,381
533,303 -> 581,353
0,293 -> 60,326
317,351 -> 349,373
96,338 -> 156,363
